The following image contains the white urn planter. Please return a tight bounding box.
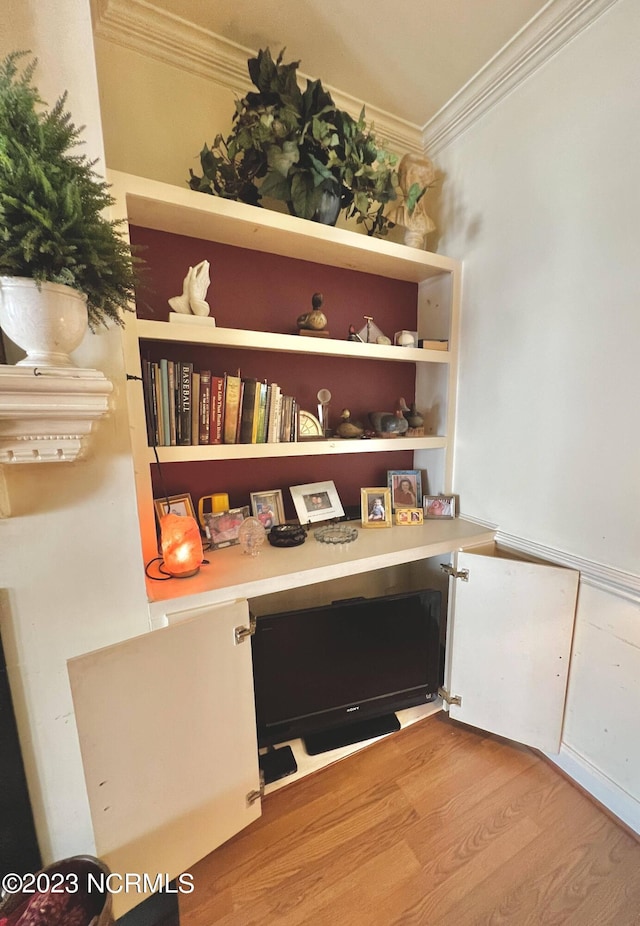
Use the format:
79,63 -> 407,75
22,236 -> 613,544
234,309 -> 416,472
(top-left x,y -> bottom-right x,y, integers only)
0,277 -> 88,367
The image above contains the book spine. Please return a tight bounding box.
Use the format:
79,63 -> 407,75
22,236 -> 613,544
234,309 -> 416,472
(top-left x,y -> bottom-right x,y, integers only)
256,382 -> 268,443
235,381 -> 245,443
159,359 -> 170,446
210,375 -> 225,444
223,374 -> 241,444
151,362 -> 162,446
267,384 -> 282,443
167,360 -> 177,446
141,358 -> 156,446
250,382 -> 262,443
278,395 -> 290,443
191,372 -> 201,445
199,370 -> 211,444
178,361 -> 193,446
239,379 -> 258,443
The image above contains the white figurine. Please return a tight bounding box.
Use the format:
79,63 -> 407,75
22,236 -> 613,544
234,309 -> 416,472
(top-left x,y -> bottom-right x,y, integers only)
169,260 -> 211,316
385,153 -> 436,250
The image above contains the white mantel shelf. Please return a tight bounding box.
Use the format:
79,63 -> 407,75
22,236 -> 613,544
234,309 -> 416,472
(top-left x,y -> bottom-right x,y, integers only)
0,364 -> 113,463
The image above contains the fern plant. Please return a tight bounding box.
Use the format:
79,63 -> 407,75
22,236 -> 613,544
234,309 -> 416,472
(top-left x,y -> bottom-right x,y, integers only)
0,52 -> 137,329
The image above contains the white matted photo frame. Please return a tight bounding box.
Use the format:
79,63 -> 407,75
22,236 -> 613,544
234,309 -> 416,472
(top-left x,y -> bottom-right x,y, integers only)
154,492 -> 196,524
290,480 -> 344,525
204,506 -> 250,549
395,507 -> 423,526
387,469 -> 422,510
361,488 -> 392,528
250,489 -> 285,529
423,495 -> 456,519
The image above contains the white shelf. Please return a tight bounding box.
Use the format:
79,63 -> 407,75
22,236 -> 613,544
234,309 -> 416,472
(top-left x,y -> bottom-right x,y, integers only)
109,171 -> 459,285
143,434 -> 446,463
136,319 -> 450,364
148,517 -> 495,615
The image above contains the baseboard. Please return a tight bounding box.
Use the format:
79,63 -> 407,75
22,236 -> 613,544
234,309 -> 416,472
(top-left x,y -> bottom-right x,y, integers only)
545,744 -> 640,837
458,514 -> 640,604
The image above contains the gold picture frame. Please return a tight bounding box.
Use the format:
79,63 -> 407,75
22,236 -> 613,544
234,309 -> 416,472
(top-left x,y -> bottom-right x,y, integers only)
361,488 -> 392,528
153,492 -> 196,524
395,507 -> 423,526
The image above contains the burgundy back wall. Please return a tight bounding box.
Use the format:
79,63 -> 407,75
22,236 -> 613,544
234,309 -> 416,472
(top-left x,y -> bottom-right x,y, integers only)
132,224 -> 423,520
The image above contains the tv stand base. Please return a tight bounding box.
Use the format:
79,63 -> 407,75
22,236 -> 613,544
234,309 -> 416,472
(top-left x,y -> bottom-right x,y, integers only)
303,713 -> 401,756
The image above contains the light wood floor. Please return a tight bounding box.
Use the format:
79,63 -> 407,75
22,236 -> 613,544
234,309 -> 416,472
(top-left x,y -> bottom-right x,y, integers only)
179,714 -> 640,925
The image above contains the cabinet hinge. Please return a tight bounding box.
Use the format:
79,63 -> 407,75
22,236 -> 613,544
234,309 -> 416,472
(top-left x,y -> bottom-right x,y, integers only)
246,771 -> 265,807
234,613 -> 256,645
441,563 -> 469,581
438,686 -> 462,707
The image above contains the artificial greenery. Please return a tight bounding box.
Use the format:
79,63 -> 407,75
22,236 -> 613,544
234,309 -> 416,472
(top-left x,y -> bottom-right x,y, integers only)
189,48 -> 400,236
0,51 -> 137,330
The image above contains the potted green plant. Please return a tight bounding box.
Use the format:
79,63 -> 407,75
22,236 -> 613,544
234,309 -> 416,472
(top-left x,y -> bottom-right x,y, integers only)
188,48 -> 400,236
0,52 -> 137,367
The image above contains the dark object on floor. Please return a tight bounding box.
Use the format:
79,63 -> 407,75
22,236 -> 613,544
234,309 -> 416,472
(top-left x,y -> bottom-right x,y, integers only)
259,746 -> 298,785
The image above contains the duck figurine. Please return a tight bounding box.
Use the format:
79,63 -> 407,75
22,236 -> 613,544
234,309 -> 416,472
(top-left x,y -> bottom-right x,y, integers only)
297,292 -> 328,331
368,409 -> 409,437
336,409 -> 364,439
399,396 -> 424,430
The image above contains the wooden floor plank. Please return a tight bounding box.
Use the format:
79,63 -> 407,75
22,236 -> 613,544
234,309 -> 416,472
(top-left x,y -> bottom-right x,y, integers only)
180,714 -> 640,926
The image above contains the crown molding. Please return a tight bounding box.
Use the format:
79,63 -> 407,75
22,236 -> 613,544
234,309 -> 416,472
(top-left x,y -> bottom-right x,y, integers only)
422,0 -> 621,156
91,0 -> 423,155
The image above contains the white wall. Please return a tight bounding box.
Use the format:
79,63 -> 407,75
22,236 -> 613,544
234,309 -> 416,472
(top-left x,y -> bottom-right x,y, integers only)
0,1 -> 150,862
434,0 -> 640,830
93,38 -> 237,188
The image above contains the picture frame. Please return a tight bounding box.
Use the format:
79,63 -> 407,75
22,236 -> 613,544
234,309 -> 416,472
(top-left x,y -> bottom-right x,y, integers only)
395,507 -> 423,526
361,487 -> 392,528
423,495 -> 456,519
154,492 -> 196,523
204,505 -> 250,549
289,480 -> 344,525
387,469 -> 422,510
250,489 -> 285,529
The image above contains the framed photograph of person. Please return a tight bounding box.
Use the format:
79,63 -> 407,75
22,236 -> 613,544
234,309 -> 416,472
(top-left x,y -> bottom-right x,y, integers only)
204,506 -> 250,549
361,488 -> 392,528
250,490 -> 285,530
289,480 -> 344,526
153,492 -> 197,524
395,507 -> 423,526
423,495 -> 456,519
387,469 -> 422,511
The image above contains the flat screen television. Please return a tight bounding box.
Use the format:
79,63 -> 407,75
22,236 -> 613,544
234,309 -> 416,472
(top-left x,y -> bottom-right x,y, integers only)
251,588 -> 442,756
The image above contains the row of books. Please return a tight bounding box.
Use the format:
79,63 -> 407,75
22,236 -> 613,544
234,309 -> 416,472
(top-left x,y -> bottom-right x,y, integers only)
141,359 -> 299,447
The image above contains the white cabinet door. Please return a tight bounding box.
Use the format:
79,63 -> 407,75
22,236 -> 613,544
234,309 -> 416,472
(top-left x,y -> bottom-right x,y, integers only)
444,547 -> 578,754
68,599 -> 260,918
